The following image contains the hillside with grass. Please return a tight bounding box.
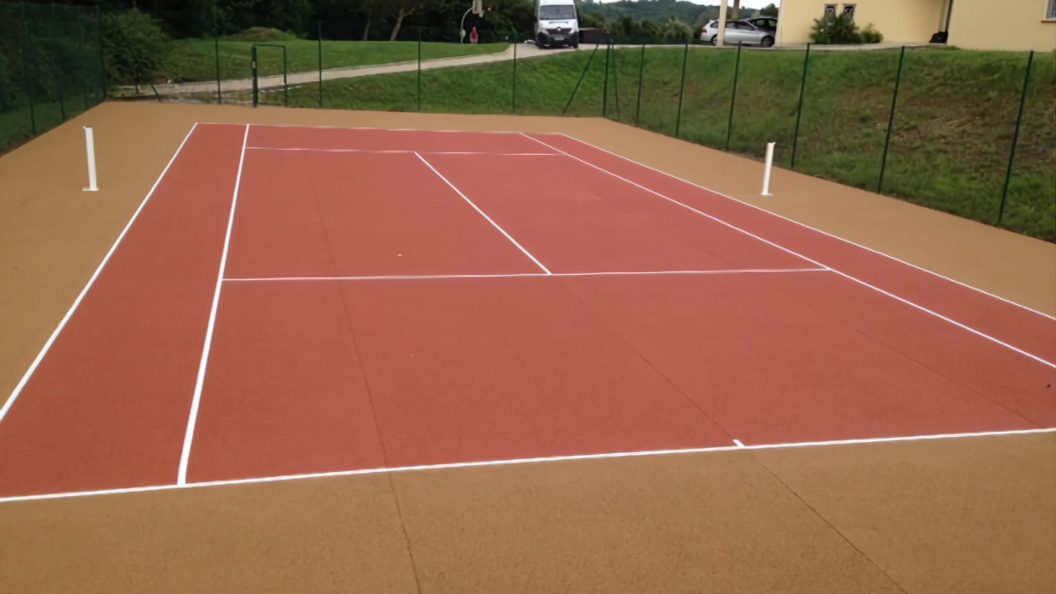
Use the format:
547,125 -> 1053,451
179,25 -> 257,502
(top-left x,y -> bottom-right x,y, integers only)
252,46 -> 1054,241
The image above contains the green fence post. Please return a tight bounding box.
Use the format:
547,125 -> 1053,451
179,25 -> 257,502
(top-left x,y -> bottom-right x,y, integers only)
80,8 -> 89,110
634,44 -> 645,126
724,42 -> 743,150
18,2 -> 36,135
674,41 -> 690,137
317,21 -> 323,108
562,43 -> 600,115
417,28 -> 422,112
611,38 -> 621,120
96,5 -> 106,100
51,4 -> 66,122
997,50 -> 1035,226
57,69 -> 67,122
251,43 -> 287,107
878,46 -> 907,193
511,39 -> 518,114
602,38 -> 611,116
789,43 -> 811,170
81,7 -> 90,109
251,45 -> 259,107
214,37 -> 222,104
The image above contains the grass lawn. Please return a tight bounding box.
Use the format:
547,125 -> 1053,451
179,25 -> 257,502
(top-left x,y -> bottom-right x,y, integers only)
256,45 -> 1053,241
161,39 -> 509,83
1,91 -> 104,152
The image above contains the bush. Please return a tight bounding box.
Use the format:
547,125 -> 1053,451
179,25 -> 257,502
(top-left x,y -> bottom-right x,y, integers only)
225,27 -> 297,42
0,53 -> 15,110
860,24 -> 884,44
810,13 -> 871,44
101,9 -> 169,88
659,18 -> 694,42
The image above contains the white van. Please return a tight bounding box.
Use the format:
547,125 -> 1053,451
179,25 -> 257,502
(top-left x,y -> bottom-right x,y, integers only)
535,0 -> 579,48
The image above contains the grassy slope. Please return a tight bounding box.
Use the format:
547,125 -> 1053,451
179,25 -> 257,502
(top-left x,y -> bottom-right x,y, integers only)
161,39 -> 509,83
1,92 -> 104,152
267,45 -> 1053,241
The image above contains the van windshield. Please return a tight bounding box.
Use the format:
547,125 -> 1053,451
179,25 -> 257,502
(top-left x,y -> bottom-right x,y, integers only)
539,5 -> 576,20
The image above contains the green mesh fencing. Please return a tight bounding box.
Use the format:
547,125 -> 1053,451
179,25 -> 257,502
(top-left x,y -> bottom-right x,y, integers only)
1003,53 -> 1056,239
4,6 -> 1052,242
0,3 -> 106,152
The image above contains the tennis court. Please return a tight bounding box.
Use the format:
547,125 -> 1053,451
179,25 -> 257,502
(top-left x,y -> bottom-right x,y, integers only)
0,121 -> 1052,502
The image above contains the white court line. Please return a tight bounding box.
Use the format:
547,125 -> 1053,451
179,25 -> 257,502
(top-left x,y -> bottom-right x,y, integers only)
176,124 -> 251,485
246,146 -> 560,157
555,132 -> 1056,322
733,439 -> 745,448
223,268 -> 828,283
0,124 -> 201,426
414,152 -> 552,275
202,122 -> 531,135
1,426 -> 1051,504
522,134 -> 1056,370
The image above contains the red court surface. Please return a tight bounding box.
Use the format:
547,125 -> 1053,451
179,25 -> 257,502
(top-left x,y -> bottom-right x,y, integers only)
0,123 -> 1053,501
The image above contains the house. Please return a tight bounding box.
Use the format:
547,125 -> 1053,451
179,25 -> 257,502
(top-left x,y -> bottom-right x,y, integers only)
774,0 -> 1056,52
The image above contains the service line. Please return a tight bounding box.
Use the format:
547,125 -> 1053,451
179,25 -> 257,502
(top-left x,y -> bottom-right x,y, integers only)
521,134 -> 1056,370
555,132 -> 1056,322
247,146 -> 561,157
222,268 -> 828,283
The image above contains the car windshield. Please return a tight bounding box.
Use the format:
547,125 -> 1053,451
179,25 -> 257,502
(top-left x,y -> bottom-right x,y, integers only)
539,6 -> 575,20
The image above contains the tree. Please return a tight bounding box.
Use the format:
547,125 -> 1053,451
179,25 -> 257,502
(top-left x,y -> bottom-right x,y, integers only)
360,0 -> 387,40
101,9 -> 170,91
810,13 -> 862,44
658,17 -> 692,42
389,0 -> 420,41
638,18 -> 661,41
760,3 -> 779,18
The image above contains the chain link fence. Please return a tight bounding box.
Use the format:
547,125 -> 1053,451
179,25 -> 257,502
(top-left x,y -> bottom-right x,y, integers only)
0,2 -> 106,153
4,7 -> 1053,241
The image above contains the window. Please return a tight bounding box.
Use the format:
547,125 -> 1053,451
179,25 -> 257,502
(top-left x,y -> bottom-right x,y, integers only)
1047,0 -> 1056,20
824,4 -> 837,18
539,5 -> 575,20
842,4 -> 856,20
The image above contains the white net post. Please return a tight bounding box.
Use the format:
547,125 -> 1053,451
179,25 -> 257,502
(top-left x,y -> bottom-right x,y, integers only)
83,127 -> 99,192
761,142 -> 775,196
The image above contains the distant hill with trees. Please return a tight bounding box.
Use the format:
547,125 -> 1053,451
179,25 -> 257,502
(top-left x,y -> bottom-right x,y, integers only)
26,0 -> 776,43
577,1 -> 777,41
579,0 -> 719,27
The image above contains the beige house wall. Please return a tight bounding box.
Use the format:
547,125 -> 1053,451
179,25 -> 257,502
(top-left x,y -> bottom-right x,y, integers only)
946,0 -> 1056,51
776,0 -> 948,45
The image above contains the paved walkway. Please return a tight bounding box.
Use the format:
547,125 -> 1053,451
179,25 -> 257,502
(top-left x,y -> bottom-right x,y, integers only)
126,43 -> 578,98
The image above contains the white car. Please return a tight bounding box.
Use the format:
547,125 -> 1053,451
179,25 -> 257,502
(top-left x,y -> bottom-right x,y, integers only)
536,0 -> 580,48
700,20 -> 775,47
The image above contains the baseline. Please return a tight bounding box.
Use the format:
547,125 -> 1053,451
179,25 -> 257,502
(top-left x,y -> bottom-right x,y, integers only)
1,427 -> 1051,505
